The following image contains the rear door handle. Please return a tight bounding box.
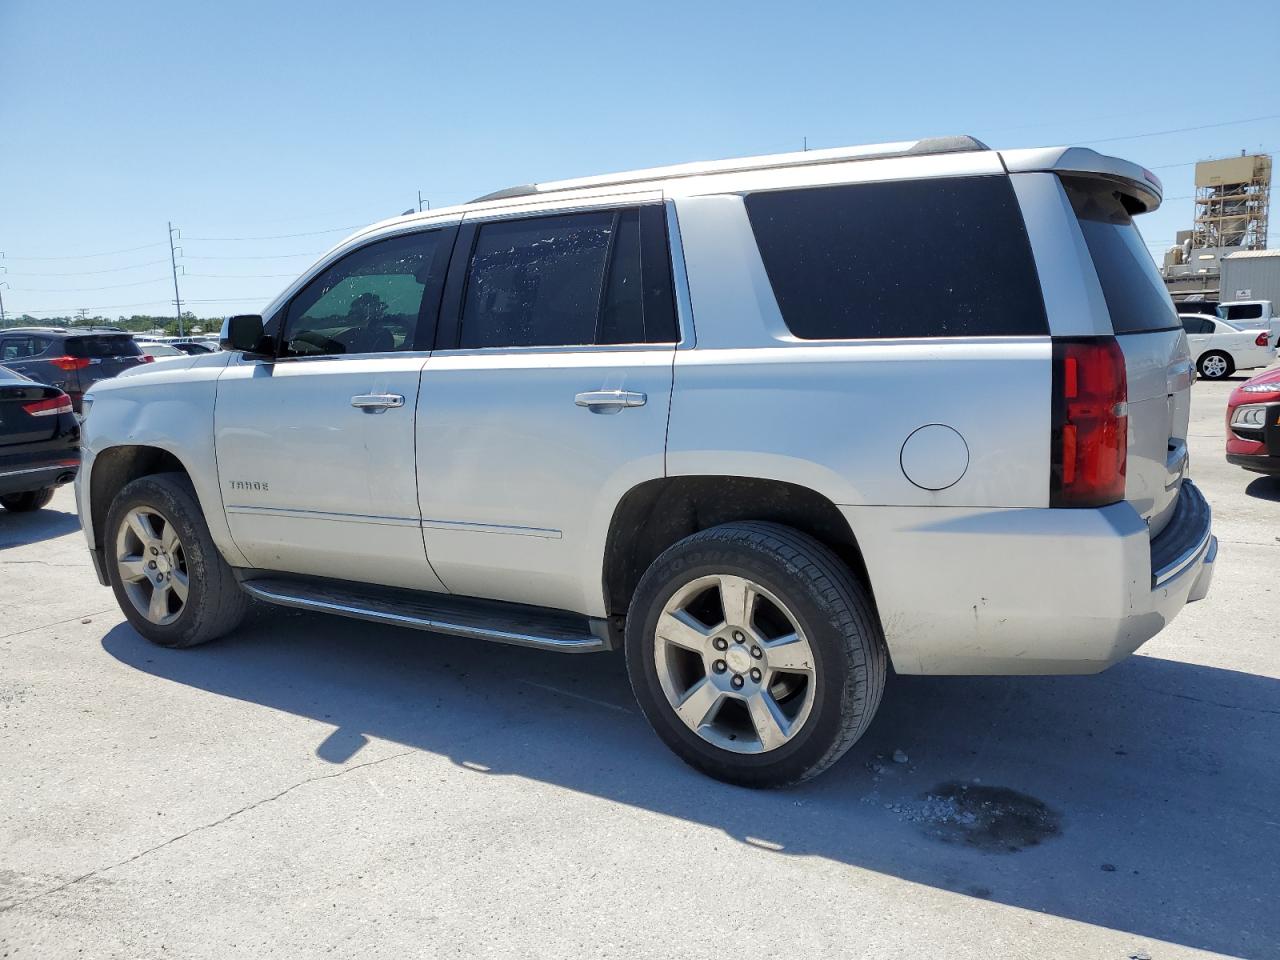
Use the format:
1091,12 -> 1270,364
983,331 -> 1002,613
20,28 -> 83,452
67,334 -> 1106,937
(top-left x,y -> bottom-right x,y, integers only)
574,390 -> 647,412
351,393 -> 405,413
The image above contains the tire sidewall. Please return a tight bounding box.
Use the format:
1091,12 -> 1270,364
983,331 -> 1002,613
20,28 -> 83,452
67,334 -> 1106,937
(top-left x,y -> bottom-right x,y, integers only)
626,537 -> 858,786
104,474 -> 222,647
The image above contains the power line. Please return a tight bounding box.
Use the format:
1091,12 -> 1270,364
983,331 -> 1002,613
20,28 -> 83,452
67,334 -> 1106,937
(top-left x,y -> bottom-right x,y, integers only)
12,295 -> 273,316
182,251 -> 324,260
184,272 -> 300,279
13,276 -> 172,293
182,224 -> 363,242
0,241 -> 168,261
1086,113 -> 1280,146
0,258 -> 171,277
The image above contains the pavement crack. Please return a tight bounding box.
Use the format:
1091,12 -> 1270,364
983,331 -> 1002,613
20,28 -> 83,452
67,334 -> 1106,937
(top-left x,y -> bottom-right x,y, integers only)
0,609 -> 116,643
0,748 -> 415,914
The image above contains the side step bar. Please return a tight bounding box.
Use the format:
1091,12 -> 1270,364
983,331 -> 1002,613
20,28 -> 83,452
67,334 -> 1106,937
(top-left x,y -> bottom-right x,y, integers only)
241,577 -> 608,653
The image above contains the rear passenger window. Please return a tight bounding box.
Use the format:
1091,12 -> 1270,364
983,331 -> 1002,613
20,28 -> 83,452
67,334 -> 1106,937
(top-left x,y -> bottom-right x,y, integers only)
1181,317 -> 1213,335
744,177 -> 1048,340
458,208 -> 674,349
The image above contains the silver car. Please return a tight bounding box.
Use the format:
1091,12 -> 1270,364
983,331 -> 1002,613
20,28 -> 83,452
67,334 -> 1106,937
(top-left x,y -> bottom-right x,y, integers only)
76,136 -> 1215,786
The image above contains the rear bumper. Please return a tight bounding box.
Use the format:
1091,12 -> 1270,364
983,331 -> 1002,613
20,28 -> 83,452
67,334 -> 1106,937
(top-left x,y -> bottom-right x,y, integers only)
1226,452 -> 1280,475
841,481 -> 1215,675
0,462 -> 79,497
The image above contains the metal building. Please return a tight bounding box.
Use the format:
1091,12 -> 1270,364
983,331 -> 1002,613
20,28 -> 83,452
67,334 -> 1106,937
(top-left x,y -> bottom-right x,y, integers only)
1192,153 -> 1271,250
1220,248 -> 1280,305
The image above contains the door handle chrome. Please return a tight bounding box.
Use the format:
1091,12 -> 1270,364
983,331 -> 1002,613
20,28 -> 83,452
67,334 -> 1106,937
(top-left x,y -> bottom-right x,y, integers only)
574,390 -> 647,411
351,393 -> 405,413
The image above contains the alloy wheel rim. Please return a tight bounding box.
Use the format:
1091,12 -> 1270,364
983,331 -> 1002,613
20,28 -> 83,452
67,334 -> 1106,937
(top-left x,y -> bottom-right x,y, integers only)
116,507 -> 189,625
653,574 -> 816,754
1204,356 -> 1228,378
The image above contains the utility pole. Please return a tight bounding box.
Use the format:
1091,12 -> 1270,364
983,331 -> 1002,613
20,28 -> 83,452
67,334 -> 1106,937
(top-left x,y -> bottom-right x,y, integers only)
417,190 -> 430,212
803,136 -> 808,152
0,281 -> 8,328
76,308 -> 88,325
168,222 -> 184,336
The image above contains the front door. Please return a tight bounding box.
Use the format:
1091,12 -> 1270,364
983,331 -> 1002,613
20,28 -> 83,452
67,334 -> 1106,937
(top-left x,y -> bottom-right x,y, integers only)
214,225 -> 455,591
416,203 -> 679,616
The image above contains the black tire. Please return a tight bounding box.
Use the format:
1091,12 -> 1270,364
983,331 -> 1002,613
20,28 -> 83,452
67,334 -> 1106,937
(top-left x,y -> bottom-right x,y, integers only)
104,472 -> 247,648
625,521 -> 887,788
1197,351 -> 1234,380
0,487 -> 56,512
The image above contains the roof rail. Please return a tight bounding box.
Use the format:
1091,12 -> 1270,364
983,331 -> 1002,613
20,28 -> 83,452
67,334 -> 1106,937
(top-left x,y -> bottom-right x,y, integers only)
470,135 -> 990,204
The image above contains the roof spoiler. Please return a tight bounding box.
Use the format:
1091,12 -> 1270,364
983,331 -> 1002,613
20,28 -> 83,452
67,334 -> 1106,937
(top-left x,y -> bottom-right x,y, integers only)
1000,146 -> 1163,213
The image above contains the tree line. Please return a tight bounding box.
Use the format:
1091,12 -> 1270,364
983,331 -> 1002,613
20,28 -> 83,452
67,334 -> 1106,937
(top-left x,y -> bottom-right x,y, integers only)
1,313 -> 223,336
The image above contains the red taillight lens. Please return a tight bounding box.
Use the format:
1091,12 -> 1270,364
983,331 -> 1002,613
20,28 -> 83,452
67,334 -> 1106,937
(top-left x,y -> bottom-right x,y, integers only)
50,356 -> 92,371
1256,332 -> 1269,347
23,393 -> 74,417
1051,337 -> 1128,508
140,354 -> 155,363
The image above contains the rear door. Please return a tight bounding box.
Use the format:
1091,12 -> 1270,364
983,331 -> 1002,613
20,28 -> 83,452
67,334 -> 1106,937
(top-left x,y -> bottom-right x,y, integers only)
215,225 -> 455,591
63,334 -> 148,396
416,203 -> 678,616
1061,177 -> 1190,535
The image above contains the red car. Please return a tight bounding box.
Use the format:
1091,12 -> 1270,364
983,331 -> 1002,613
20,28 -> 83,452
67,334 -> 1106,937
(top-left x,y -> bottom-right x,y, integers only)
1226,367 -> 1280,475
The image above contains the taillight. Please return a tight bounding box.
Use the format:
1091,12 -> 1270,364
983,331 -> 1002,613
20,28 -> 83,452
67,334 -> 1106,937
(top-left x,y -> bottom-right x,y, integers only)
140,354 -> 155,363
1256,332 -> 1269,347
50,356 -> 92,371
23,393 -> 74,417
1051,337 -> 1128,508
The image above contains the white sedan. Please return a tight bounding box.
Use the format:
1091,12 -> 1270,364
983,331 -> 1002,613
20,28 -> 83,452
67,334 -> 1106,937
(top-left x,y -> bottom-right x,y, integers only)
1180,314 -> 1275,380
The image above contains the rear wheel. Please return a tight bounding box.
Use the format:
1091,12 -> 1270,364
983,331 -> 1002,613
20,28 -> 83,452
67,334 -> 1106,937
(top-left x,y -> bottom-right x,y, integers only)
625,522 -> 887,788
0,488 -> 56,512
1198,351 -> 1234,380
105,472 -> 247,648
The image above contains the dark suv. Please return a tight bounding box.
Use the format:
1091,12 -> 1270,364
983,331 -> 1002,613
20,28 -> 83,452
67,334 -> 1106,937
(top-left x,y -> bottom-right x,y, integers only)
0,328 -> 150,411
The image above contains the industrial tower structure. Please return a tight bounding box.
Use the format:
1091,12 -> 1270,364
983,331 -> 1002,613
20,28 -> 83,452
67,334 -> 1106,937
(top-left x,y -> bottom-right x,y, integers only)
1191,153 -> 1271,251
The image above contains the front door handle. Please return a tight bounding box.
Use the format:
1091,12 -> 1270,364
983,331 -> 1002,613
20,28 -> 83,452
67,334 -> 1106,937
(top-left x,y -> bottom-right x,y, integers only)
351,393 -> 405,413
574,390 -> 647,413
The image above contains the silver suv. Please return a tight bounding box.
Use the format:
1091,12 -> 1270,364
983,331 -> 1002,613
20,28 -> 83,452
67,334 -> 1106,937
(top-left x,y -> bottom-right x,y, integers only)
76,136 -> 1216,786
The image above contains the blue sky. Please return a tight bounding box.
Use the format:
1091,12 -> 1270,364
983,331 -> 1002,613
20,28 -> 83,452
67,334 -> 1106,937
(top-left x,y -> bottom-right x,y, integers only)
2,0 -> 1277,321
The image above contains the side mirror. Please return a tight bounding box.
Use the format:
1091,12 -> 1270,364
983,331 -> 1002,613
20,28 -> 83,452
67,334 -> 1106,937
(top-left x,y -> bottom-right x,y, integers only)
219,315 -> 272,355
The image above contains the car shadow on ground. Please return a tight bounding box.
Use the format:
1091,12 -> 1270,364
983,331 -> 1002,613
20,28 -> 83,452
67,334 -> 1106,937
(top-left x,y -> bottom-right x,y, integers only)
103,615 -> 1279,958
0,505 -> 82,549
1245,475 -> 1280,502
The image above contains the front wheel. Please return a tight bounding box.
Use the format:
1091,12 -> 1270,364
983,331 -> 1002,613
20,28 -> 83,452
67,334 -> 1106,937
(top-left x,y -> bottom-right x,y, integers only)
105,472 -> 247,648
1198,351 -> 1234,380
625,522 -> 887,787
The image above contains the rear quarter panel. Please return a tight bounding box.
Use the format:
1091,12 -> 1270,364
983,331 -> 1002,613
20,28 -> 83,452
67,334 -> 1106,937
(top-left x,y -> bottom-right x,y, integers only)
666,194 -> 1051,509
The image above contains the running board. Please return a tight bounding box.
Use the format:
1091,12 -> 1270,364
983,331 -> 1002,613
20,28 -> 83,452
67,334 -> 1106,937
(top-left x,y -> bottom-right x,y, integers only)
240,577 -> 608,653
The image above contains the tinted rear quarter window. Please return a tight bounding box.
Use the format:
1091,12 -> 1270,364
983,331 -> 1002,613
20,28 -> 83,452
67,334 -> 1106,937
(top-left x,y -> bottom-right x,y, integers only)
1061,177 -> 1178,334
1225,303 -> 1263,321
66,335 -> 142,358
744,176 -> 1048,340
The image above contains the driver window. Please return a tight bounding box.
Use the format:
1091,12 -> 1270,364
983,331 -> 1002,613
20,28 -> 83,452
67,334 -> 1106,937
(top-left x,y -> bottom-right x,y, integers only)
282,230 -> 447,357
